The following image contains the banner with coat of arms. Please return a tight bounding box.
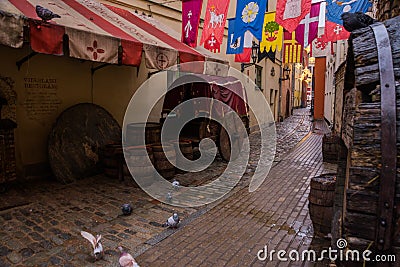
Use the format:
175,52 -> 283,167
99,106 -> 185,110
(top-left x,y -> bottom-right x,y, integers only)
200,0 -> 230,52
226,18 -> 244,54
283,30 -> 303,63
311,36 -> 331,57
182,0 -> 203,47
276,0 -> 312,33
232,0 -> 267,41
260,12 -> 283,53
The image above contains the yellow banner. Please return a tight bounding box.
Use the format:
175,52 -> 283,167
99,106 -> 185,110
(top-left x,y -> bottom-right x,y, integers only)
260,12 -> 283,53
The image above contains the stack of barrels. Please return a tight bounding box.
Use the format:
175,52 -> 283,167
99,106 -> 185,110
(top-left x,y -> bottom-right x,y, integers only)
172,140 -> 193,173
102,122 -> 197,181
99,143 -> 130,180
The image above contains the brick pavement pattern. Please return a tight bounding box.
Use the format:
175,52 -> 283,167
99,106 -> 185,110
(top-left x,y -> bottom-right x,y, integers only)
0,108 -> 330,266
136,119 -> 335,267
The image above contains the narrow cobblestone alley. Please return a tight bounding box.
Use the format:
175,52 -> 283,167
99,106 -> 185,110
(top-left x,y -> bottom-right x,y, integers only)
135,113 -> 336,267
0,108 -> 335,267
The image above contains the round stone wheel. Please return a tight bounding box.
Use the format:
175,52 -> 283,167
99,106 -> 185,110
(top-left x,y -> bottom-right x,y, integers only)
48,103 -> 121,183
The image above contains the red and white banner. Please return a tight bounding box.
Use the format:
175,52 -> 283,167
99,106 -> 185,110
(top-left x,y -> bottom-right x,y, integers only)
322,21 -> 350,42
276,0 -> 312,33
66,27 -> 119,63
200,0 -> 230,52
235,31 -> 253,63
311,36 -> 331,57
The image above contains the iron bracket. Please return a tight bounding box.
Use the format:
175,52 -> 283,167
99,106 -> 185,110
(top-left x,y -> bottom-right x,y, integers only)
91,63 -> 111,75
371,22 -> 397,251
16,52 -> 38,71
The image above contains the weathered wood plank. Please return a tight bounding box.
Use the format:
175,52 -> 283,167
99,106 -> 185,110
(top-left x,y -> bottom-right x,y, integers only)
349,15 -> 400,87
344,212 -> 377,240
346,189 -> 378,215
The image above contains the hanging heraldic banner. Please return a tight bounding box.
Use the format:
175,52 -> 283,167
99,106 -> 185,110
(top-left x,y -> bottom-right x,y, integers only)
276,0 -> 312,33
200,0 -> 230,52
182,0 -> 203,47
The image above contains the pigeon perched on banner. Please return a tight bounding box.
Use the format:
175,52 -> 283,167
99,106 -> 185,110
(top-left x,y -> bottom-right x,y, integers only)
162,213 -> 180,228
35,5 -> 61,22
117,247 -> 140,267
341,12 -> 376,32
80,231 -> 104,261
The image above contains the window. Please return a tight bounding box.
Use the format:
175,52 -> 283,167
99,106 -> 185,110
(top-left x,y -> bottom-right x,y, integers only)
255,65 -> 262,90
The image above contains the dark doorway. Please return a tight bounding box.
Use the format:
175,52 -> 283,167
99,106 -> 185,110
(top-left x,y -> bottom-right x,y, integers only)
286,89 -> 290,118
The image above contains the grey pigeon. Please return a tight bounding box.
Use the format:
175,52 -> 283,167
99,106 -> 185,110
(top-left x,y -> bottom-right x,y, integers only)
121,203 -> 132,216
35,5 -> 61,22
341,12 -> 376,32
172,180 -> 180,190
163,213 -> 180,228
117,246 -> 140,267
80,231 -> 104,261
166,192 -> 172,202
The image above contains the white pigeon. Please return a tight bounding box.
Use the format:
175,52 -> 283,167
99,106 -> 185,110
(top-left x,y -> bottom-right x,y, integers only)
172,180 -> 180,190
80,230 -> 104,261
163,213 -> 180,228
117,246 -> 140,267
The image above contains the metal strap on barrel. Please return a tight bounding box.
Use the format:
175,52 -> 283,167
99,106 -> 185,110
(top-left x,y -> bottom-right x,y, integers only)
371,22 -> 397,251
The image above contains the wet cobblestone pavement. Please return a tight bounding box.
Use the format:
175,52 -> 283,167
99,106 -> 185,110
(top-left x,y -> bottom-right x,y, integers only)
0,108 -> 333,266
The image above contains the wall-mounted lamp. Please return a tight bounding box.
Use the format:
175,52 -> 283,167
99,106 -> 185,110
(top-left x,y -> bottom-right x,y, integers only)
279,66 -> 291,82
241,41 -> 259,72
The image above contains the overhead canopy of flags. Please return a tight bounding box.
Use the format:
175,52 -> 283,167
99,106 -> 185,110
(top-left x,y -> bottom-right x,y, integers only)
180,0 -> 373,62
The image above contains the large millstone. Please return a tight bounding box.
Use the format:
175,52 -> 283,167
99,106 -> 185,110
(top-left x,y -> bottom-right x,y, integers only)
48,103 -> 121,183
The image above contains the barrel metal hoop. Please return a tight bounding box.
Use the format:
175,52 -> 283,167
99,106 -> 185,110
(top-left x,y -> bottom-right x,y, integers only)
371,22 -> 397,251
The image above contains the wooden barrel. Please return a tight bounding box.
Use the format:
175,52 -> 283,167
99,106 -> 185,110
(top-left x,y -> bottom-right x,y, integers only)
125,145 -> 154,186
172,140 -> 193,173
99,143 -> 131,179
125,122 -> 161,146
322,133 -> 340,163
308,173 -> 336,236
152,144 -> 176,180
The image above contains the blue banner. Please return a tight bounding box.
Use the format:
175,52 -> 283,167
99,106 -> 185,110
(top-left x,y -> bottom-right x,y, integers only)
226,18 -> 244,54
232,0 -> 267,41
326,0 -> 372,25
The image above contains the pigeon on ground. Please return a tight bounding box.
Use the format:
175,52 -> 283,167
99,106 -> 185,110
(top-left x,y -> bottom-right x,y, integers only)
166,192 -> 172,202
35,5 -> 61,22
80,230 -> 104,261
341,12 -> 377,32
162,213 -> 180,228
117,247 -> 140,267
121,203 -> 132,216
172,180 -> 180,190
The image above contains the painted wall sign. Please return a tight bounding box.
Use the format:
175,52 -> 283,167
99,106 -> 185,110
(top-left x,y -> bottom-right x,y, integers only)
22,77 -> 61,121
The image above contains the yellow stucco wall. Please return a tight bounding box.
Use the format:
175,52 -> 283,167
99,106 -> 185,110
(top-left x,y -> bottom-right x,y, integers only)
0,44 -> 150,176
